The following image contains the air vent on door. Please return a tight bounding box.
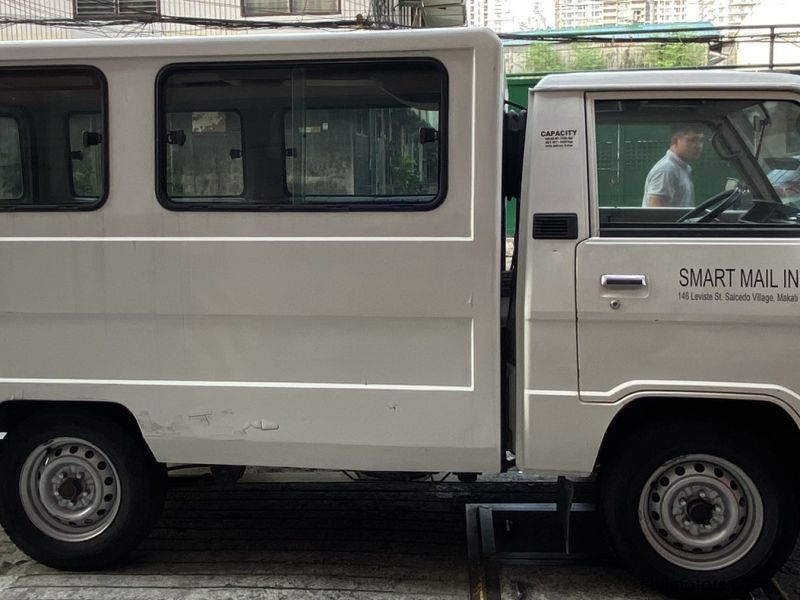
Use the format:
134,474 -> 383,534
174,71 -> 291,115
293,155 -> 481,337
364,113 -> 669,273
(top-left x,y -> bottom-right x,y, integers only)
532,213 -> 578,240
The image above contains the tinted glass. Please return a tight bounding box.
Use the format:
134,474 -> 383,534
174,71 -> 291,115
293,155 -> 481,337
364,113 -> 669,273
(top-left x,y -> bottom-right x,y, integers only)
159,61 -> 445,210
166,111 -> 244,198
0,117 -> 22,200
0,68 -> 106,210
69,112 -> 104,198
595,99 -> 800,232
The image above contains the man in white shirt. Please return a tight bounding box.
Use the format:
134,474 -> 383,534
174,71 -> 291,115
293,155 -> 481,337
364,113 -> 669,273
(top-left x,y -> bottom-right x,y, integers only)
642,124 -> 705,207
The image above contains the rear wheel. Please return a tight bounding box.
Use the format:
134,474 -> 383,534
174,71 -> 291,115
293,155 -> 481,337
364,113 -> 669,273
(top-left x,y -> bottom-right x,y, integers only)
600,423 -> 799,599
0,412 -> 167,570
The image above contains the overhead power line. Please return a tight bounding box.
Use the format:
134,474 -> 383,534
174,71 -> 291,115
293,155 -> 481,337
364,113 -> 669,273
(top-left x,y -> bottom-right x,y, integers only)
0,14 -> 405,31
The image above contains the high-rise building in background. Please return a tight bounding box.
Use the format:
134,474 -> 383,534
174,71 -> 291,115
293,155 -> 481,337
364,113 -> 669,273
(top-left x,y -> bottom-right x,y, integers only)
701,0 -> 759,24
554,0 -> 602,28
467,0 -> 552,31
466,0 -> 506,30
547,0 -> 761,29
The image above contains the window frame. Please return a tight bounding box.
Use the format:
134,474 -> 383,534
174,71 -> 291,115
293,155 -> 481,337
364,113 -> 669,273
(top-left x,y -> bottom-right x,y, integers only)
73,0 -> 161,20
155,58 -> 449,213
587,90 -> 800,238
241,0 -> 341,17
0,66 -> 109,212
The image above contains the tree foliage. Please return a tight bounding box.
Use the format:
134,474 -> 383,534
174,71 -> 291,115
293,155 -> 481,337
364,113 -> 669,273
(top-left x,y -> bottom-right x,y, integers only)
522,40 -> 708,74
641,42 -> 707,68
525,43 -> 565,73
570,44 -> 607,71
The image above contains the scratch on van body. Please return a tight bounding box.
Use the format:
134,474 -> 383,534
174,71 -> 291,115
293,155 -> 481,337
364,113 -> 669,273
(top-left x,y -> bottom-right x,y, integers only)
137,411 -> 191,436
188,411 -> 212,426
5,389 -> 24,401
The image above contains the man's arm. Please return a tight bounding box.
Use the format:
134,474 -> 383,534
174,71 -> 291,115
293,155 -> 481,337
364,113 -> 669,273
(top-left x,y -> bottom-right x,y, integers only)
646,195 -> 670,207
643,170 -> 674,207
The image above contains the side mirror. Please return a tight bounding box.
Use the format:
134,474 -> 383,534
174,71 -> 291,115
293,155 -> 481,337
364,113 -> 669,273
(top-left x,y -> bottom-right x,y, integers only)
229,149 -> 242,159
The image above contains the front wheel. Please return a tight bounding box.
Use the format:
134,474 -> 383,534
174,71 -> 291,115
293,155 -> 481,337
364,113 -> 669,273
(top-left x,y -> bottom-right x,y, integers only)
600,423 -> 799,599
0,412 -> 167,570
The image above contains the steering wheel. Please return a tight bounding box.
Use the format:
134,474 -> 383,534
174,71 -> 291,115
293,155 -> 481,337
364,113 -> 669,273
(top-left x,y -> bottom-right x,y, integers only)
677,188 -> 742,223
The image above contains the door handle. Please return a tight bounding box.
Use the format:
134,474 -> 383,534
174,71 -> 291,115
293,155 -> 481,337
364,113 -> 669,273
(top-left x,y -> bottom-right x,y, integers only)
600,274 -> 647,288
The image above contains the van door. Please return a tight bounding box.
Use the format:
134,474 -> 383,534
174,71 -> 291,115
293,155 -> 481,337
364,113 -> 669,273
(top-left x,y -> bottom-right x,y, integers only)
576,91 -> 800,408
574,89 -> 800,589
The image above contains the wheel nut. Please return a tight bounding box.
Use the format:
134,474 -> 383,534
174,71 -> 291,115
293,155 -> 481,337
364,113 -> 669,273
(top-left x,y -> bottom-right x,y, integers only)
680,499 -> 687,506
699,492 -> 707,499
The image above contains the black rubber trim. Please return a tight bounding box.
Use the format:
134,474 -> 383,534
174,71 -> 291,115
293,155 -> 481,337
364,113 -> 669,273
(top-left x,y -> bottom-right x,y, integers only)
601,224 -> 800,238
155,58 -> 449,213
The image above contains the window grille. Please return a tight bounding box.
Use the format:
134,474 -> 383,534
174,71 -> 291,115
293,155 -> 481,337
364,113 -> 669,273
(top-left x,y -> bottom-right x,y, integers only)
74,0 -> 160,18
242,0 -> 340,16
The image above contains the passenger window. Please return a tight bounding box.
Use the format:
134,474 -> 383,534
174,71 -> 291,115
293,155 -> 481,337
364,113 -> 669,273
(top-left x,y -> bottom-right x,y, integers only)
0,68 -> 106,210
595,99 -> 800,234
69,113 -> 104,198
0,117 -> 23,201
166,111 -> 244,198
158,60 -> 445,210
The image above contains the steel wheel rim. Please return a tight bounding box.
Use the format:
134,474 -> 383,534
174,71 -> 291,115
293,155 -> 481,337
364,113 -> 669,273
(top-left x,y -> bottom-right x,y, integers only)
639,453 -> 764,571
19,437 -> 121,542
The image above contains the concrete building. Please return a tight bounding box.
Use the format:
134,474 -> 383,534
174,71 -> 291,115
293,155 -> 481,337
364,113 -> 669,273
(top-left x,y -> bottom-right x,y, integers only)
555,0 -> 603,29
602,0 -> 650,25
0,0 -> 465,40
467,0 -> 553,32
554,0 -> 761,28
466,0 -> 507,30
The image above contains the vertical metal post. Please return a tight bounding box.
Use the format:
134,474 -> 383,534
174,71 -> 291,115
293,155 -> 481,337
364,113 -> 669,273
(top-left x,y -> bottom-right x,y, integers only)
769,26 -> 775,70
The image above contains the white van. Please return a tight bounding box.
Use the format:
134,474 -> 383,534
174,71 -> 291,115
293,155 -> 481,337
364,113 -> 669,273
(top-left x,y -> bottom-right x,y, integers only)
0,27 -> 798,598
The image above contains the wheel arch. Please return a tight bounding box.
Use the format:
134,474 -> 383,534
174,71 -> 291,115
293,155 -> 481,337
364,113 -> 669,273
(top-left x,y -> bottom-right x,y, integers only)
0,400 -> 156,461
595,395 -> 800,476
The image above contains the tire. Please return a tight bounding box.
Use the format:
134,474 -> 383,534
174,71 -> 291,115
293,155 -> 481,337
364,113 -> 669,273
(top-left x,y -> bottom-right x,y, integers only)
0,411 -> 167,570
599,422 -> 799,599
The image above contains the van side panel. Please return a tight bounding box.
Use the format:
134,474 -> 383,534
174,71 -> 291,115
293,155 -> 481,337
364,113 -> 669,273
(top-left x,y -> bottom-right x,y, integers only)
0,30 -> 504,472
